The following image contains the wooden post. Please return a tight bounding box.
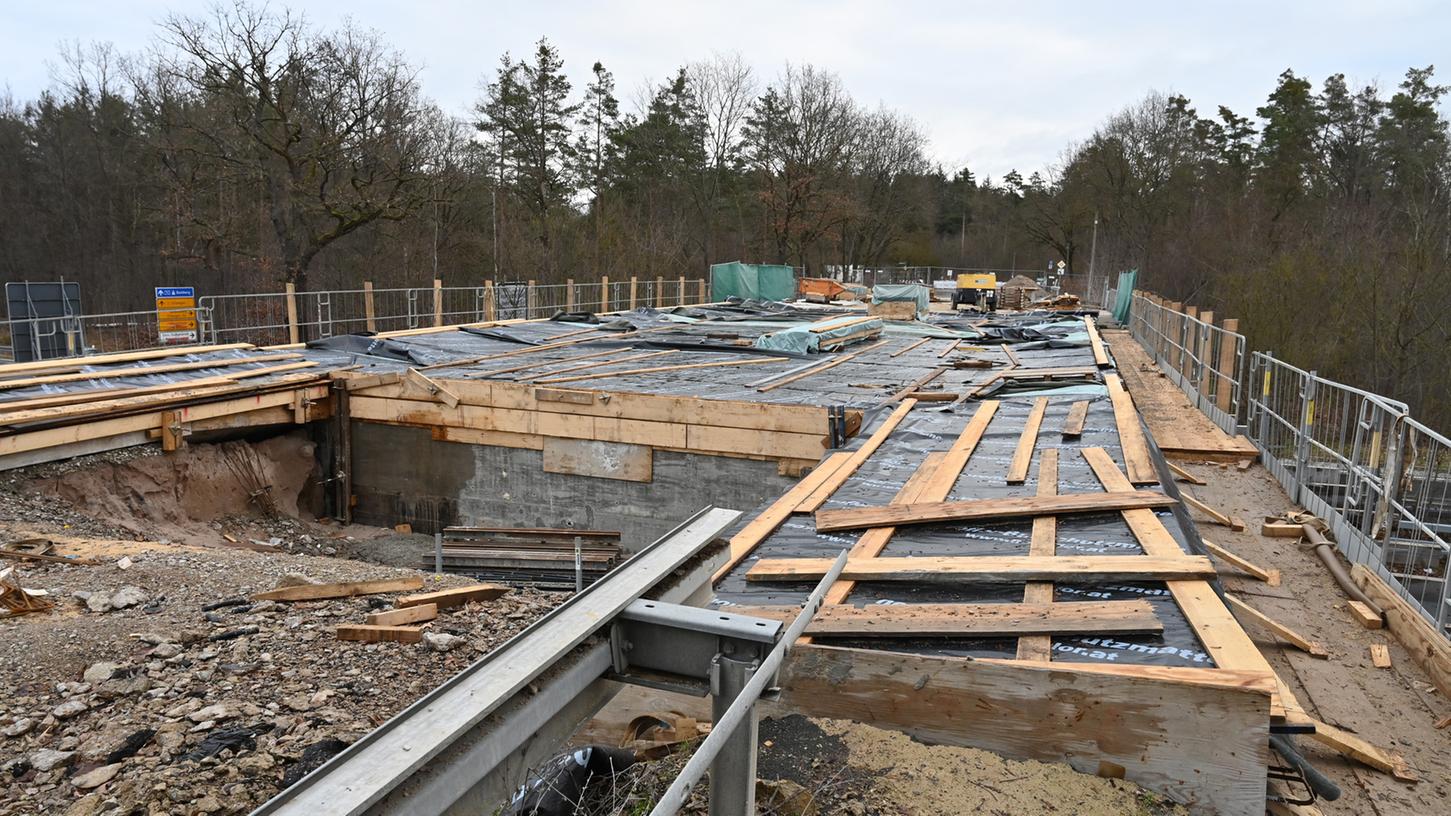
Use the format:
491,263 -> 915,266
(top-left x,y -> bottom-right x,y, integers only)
1197,310 -> 1214,397
655,276 -> 665,308
363,281 -> 377,332
600,276 -> 610,313
629,276 -> 638,309
284,282 -> 300,345
527,279 -> 536,319
566,278 -> 575,312
698,278 -> 707,304
432,278 -> 443,327
1182,305 -> 1198,380
484,279 -> 496,321
677,275 -> 686,306
1217,318 -> 1239,413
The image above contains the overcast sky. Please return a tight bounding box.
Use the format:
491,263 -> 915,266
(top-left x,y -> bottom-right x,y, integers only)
3,1 -> 1446,178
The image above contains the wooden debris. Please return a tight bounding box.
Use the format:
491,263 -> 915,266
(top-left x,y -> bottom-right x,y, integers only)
0,567 -> 54,615
1370,643 -> 1392,668
746,554 -> 1216,584
1005,398 -> 1048,484
813,489 -> 1176,533
1181,493 -> 1246,530
396,583 -> 509,609
336,624 -> 424,643
795,400 -> 918,512
366,604 -> 439,626
1202,539 -> 1281,586
1347,600 -> 1384,629
1083,316 -> 1111,368
1166,460 -> 1206,485
252,576 -> 425,602
1351,563 -> 1451,697
733,599 -> 1162,637
1260,519 -> 1304,538
437,527 -> 622,588
1061,400 -> 1089,439
1435,715 -> 1450,729
1104,373 -> 1157,484
1225,594 -> 1327,658
714,453 -> 853,583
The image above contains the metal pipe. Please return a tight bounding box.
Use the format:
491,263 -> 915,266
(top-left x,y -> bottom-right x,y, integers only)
649,548 -> 850,816
1302,523 -> 1382,617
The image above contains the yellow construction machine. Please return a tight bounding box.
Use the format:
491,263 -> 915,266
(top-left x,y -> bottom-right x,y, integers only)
950,273 -> 997,311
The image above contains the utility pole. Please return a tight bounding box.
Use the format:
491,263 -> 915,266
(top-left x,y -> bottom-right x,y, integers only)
1087,211 -> 1100,306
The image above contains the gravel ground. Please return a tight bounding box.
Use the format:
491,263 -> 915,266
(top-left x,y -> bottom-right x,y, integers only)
0,544 -> 564,816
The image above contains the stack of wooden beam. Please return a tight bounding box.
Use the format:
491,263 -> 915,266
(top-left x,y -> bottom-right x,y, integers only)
814,316 -> 882,351
434,527 -> 622,589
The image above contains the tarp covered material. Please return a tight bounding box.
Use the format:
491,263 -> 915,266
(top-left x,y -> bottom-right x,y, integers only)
752,314 -> 883,355
710,262 -> 797,302
871,284 -> 929,314
1111,269 -> 1138,324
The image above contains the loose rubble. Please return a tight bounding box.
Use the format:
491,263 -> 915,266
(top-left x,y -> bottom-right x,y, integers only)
1,545 -> 562,815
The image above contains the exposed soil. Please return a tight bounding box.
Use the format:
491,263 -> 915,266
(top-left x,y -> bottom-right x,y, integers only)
1176,458 -> 1450,815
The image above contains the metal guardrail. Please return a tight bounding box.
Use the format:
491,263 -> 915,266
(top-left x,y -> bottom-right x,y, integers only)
8,277 -> 710,361
1125,293 -> 1245,434
1121,291 -> 1451,638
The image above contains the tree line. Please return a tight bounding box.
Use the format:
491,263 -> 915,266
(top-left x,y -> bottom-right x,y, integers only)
1,2 -> 1447,426
1,2 -> 1041,313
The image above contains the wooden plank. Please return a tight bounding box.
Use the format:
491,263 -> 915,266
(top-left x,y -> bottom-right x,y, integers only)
795,399 -> 918,512
365,604 -> 439,626
1018,448 -> 1058,661
817,451 -> 950,611
1061,400 -> 1088,438
253,575 -> 425,602
0,352 -> 300,390
936,338 -> 961,358
1079,447 -> 1278,684
533,356 -> 787,385
1216,318 -> 1239,413
1370,643 -> 1392,668
524,350 -> 675,382
364,281 -> 377,332
1203,539 -> 1281,586
0,342 -> 254,377
285,282 -> 300,344
807,316 -> 875,333
712,452 -> 853,583
1166,460 -> 1206,484
1005,397 -> 1047,484
747,554 -> 1216,584
337,624 -> 423,643
813,489 -> 1176,532
1182,493 -> 1246,530
1347,600 -> 1383,629
736,599 -> 1161,636
1260,519 -> 1304,538
542,437 -> 652,483
1225,593 -> 1327,657
436,426 -> 545,451
396,583 -> 509,609
887,337 -> 932,357
0,367 -> 321,426
1104,372 -> 1157,484
1083,316 -> 1110,367
776,644 -> 1270,816
402,369 -> 460,408
1351,563 -> 1451,697
1308,718 -> 1417,781
756,341 -> 887,393
432,278 -> 444,326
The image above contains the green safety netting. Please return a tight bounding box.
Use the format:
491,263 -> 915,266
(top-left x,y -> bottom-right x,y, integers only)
709,262 -> 797,302
1111,269 -> 1138,324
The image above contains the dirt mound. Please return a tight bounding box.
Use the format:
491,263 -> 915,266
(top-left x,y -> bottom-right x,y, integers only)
28,436 -> 316,545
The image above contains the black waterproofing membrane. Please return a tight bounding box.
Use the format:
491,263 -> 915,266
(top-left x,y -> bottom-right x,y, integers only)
711,318 -> 1220,669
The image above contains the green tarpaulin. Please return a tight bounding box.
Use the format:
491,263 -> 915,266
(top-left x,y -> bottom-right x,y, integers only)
1111,269 -> 1138,324
710,262 -> 797,302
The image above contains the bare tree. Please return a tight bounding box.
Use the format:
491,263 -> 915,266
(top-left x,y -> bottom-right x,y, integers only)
139,1 -> 439,291
687,52 -> 756,263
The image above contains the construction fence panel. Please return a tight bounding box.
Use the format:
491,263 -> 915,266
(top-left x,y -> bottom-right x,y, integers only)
1127,293 -> 1245,434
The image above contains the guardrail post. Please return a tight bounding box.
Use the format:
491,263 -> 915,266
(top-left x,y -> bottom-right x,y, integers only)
698,278 -> 707,304
566,278 -> 575,312
1217,318 -> 1238,413
710,650 -> 759,816
1167,302 -> 1182,368
484,280 -> 496,322
1182,305 -> 1198,382
655,276 -> 664,308
601,276 -> 610,313
677,276 -> 686,306
432,279 -> 443,327
629,276 -> 638,309
284,282 -> 300,345
526,279 -> 536,319
1296,370 -> 1318,505
363,281 -> 377,332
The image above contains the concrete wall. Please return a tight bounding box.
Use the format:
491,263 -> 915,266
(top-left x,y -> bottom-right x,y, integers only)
350,422 -> 795,550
